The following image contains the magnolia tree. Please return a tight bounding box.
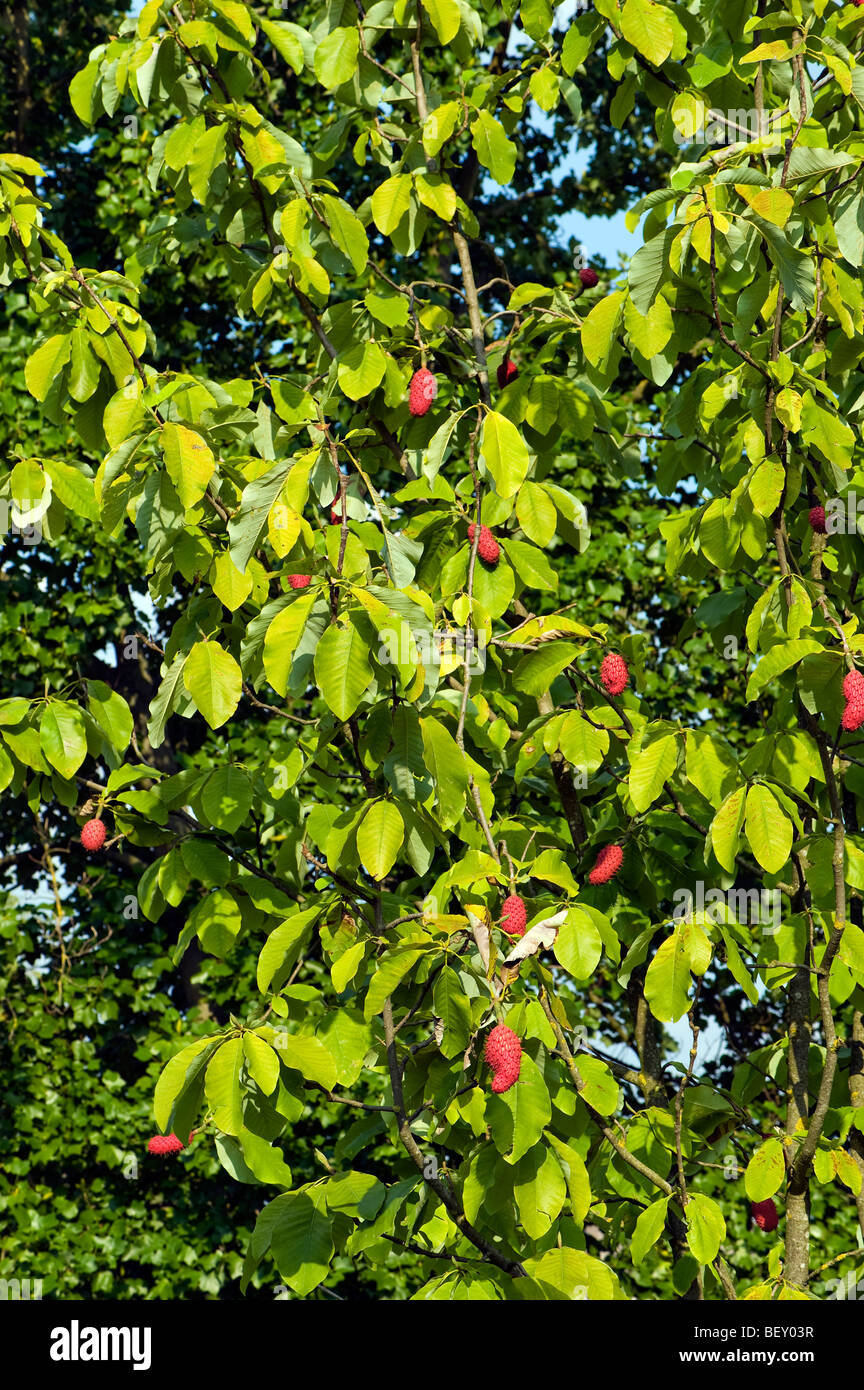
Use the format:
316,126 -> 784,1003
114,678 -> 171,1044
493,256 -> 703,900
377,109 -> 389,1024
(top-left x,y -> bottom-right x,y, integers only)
2,0 -> 864,1301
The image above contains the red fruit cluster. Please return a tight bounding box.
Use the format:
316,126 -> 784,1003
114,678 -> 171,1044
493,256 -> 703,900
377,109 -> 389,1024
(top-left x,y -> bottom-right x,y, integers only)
80,819 -> 106,853
751,1198 -> 779,1232
468,522 -> 500,566
484,1024 -> 522,1093
499,894 -> 527,938
288,574 -> 311,589
842,669 -> 864,731
600,652 -> 629,696
497,356 -> 519,388
808,505 -> 827,535
589,844 -> 623,886
408,367 -> 437,416
147,1133 -> 188,1156
579,267 -> 599,288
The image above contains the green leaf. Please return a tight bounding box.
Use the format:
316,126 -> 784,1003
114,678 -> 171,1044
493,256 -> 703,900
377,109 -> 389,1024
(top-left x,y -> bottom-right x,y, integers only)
420,717 -> 469,827
503,538 -> 558,591
205,1037 -> 245,1136
749,457 -> 785,518
200,765 -> 253,833
745,1138 -> 785,1202
364,948 -> 423,1020
516,480 -> 557,547
270,1030 -> 337,1090
337,340 -> 387,400
147,652 -> 189,749
39,702 -> 88,778
210,551 -> 253,612
710,785 -> 746,873
371,173 -> 412,235
258,16 -> 306,73
331,940 -> 365,993
314,620 -> 373,720
577,1055 -> 619,1116
751,214 -> 817,313
414,172 -> 457,222
433,966 -> 472,1057
629,733 -> 678,812
581,291 -> 625,369
229,461 -> 290,573
644,922 -> 712,1022
161,422 -> 215,509
257,909 -> 319,993
422,100 -> 461,157
487,1052 -> 551,1162
685,1192 -> 726,1266
523,1246 -> 624,1300
232,1128 -> 293,1188
325,1169 -> 386,1219
513,1146 -> 567,1240
632,1196 -> 670,1266
746,639 -> 823,701
25,335 -> 71,401
263,591 -> 317,697
744,783 -> 792,874
422,0 -> 460,44
69,61 -> 100,124
183,640 -> 243,730
356,800 -> 404,880
43,457 -> 98,522
86,680 -> 133,753
629,228 -> 676,315
154,1036 -> 215,1131
470,111 -> 517,186
554,906 -> 603,979
269,1191 -> 334,1296
184,887 -> 242,960
243,1033 -> 280,1095
320,194 -> 369,274
558,711 -> 608,774
620,0 -> 674,65
720,928 -> 759,1006
513,642 -> 580,697
313,25 -> 359,89
546,1134 -> 592,1223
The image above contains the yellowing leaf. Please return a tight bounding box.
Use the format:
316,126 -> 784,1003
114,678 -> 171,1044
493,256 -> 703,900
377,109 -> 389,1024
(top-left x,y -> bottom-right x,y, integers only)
161,423 -> 215,508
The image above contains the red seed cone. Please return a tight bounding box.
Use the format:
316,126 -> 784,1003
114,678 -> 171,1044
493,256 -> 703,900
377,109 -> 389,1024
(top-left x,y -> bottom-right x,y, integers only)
579,267 -> 599,288
589,844 -> 623,886
751,1198 -> 779,1232
808,505 -> 827,534
147,1133 -> 186,1156
408,367 -> 437,416
288,574 -> 311,589
842,670 -> 864,730
497,356 -> 519,388
80,819 -> 106,852
484,1024 -> 522,1093
600,652 -> 629,696
500,894 -> 527,937
468,522 -> 500,565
